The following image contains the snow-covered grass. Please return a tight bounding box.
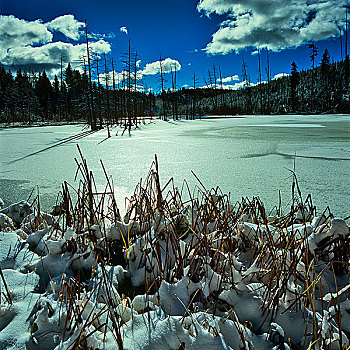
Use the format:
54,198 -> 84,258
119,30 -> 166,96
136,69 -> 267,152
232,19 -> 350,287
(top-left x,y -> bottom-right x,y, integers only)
0,152 -> 349,349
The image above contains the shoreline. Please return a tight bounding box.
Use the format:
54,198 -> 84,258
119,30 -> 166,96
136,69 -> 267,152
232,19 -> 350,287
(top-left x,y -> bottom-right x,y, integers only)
2,113 -> 350,130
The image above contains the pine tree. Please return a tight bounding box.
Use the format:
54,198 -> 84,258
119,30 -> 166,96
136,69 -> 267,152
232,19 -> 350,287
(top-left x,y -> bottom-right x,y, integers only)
52,75 -> 60,118
15,69 -> 37,123
65,63 -> 74,119
241,57 -> 252,114
320,49 -> 331,110
35,71 -> 53,120
321,48 -> 330,72
290,61 -> 300,113
308,43 -> 318,112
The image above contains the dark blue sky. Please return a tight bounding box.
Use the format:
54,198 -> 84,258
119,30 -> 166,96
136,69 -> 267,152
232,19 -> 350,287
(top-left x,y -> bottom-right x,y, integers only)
0,0 -> 348,91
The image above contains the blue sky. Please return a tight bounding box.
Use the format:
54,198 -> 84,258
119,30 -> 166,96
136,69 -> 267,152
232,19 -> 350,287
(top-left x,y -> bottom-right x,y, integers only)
0,0 -> 349,91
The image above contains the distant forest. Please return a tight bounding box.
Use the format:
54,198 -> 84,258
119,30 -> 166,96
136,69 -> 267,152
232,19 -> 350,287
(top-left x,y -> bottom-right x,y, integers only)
0,48 -> 349,129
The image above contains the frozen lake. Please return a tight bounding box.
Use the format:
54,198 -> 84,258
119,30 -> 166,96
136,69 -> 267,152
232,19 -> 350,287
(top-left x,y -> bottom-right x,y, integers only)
0,114 -> 349,217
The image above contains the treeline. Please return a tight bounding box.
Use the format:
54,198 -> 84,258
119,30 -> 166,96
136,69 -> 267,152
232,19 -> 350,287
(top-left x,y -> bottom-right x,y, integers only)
162,53 -> 350,118
0,63 -> 157,126
0,52 -> 349,127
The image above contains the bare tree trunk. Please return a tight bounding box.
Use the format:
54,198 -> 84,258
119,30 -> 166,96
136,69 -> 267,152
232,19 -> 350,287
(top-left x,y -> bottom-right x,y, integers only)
258,49 -> 263,114
192,71 -> 197,119
266,49 -> 271,114
174,65 -> 178,119
213,65 -> 218,110
112,58 -> 117,124
96,58 -> 103,128
339,27 -> 343,61
134,51 -> 138,126
159,55 -> 166,120
346,8 -> 348,59
219,65 -> 223,110
128,40 -> 132,126
104,54 -> 110,123
85,20 -> 96,130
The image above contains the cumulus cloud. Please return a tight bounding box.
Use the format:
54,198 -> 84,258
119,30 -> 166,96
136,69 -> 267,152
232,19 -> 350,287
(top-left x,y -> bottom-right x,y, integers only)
1,39 -> 111,79
197,0 -> 349,54
0,15 -> 52,52
141,58 -> 181,76
89,39 -> 111,55
120,26 -> 128,35
219,74 -> 239,83
0,15 -> 112,78
46,14 -> 85,40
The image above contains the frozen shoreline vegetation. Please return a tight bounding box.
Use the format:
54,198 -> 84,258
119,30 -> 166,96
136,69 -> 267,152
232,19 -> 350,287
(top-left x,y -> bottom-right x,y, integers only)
0,152 -> 349,350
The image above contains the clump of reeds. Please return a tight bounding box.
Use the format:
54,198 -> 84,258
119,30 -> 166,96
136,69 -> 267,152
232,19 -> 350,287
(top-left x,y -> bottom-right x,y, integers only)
23,148 -> 349,349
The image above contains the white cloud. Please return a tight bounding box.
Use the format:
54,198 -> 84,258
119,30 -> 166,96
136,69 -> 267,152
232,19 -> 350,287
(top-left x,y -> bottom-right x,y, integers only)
46,15 -> 85,41
90,32 -> 116,40
117,83 -> 145,92
0,15 -> 52,53
89,39 -> 111,56
141,58 -> 181,76
98,69 -> 143,85
197,0 -> 349,54
222,80 -> 254,90
0,15 -> 112,79
96,71 -> 121,84
219,74 -> 239,83
2,39 -> 110,67
120,26 -> 128,35
199,80 -> 254,90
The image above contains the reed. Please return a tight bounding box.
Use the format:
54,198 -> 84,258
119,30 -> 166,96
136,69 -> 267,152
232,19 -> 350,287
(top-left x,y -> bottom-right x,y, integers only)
17,148 -> 349,349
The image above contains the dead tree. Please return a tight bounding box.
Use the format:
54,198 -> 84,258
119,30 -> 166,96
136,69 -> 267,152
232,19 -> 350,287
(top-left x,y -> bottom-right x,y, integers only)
346,7 -> 348,59
265,49 -> 271,114
94,56 -> 102,128
111,58 -> 117,123
84,20 -> 96,130
257,49 -> 263,114
241,56 -> 252,114
121,39 -> 138,128
104,54 -> 110,123
192,71 -> 199,119
219,65 -> 224,108
308,43 -> 318,112
158,55 -> 167,120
